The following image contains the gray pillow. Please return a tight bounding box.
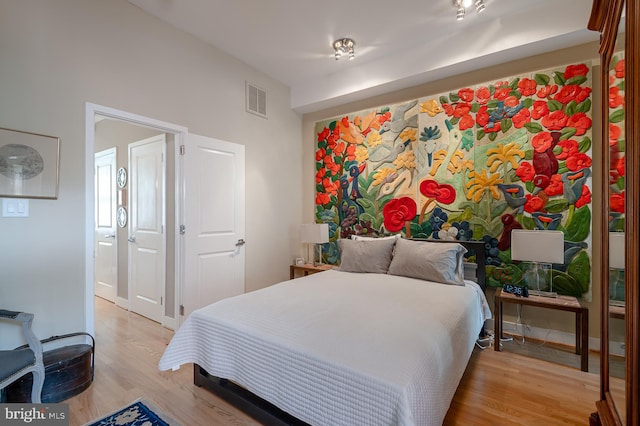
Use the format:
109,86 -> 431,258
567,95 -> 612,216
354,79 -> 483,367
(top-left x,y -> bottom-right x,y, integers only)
338,238 -> 397,273
387,238 -> 468,285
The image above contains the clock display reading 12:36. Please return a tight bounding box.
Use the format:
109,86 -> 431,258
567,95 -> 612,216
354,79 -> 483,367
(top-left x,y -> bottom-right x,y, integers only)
502,283 -> 529,297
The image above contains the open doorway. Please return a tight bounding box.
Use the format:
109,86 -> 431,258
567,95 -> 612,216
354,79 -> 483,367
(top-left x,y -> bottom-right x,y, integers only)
94,118 -> 170,324
85,103 -> 187,336
85,103 -> 246,338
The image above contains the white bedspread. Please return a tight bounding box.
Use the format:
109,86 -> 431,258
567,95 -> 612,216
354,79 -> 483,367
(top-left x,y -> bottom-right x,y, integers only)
159,269 -> 491,426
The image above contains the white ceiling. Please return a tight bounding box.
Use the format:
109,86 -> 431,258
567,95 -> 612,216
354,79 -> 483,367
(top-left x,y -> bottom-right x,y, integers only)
127,0 -> 598,114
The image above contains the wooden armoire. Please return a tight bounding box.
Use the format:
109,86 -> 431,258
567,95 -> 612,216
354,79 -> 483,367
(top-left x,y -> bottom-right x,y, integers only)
588,0 -> 639,424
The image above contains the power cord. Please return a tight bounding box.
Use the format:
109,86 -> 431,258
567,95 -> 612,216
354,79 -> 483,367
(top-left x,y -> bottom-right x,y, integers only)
475,331 -> 494,350
496,305 -> 526,349
511,304 -> 528,344
509,305 -> 553,347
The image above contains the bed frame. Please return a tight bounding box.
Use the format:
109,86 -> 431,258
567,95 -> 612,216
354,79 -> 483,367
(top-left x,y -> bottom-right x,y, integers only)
193,239 -> 487,425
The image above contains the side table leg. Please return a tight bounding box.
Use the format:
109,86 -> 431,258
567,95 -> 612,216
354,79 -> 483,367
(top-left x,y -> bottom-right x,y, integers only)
494,295 -> 502,351
581,309 -> 589,372
575,311 -> 581,355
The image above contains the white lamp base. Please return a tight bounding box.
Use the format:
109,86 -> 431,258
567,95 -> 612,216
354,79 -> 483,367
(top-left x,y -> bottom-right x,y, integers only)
528,290 -> 558,298
524,262 -> 557,298
313,244 -> 324,266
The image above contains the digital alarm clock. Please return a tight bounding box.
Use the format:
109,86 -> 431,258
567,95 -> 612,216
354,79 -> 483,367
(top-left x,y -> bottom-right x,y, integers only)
502,283 -> 529,297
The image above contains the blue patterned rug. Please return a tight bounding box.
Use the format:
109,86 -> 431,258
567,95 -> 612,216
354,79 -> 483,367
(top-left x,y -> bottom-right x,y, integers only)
85,399 -> 179,426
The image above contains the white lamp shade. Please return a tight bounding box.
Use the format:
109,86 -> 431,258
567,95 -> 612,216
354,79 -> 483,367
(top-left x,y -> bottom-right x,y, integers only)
609,232 -> 625,270
300,223 -> 329,244
511,229 -> 564,264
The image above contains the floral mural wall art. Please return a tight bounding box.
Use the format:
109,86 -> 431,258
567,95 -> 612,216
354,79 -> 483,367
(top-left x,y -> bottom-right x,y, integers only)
314,62 -> 594,299
609,52 -> 625,232
609,52 -> 625,303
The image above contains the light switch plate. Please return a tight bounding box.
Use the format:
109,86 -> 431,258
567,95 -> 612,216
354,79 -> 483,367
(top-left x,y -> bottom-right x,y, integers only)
2,198 -> 29,217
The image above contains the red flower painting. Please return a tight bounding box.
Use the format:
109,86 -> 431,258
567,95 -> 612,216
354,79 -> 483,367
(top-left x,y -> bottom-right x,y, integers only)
531,100 -> 550,119
476,86 -> 491,104
564,63 -> 589,79
383,197 -> 417,232
567,113 -> 592,136
611,192 -> 625,213
541,110 -> 568,130
420,180 -> 456,204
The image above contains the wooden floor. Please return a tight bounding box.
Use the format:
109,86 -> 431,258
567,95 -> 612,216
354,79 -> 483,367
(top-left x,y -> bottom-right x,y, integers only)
67,297 -> 600,425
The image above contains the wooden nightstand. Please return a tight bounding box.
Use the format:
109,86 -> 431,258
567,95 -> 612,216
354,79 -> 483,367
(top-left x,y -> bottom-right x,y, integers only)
494,288 -> 589,372
289,263 -> 334,279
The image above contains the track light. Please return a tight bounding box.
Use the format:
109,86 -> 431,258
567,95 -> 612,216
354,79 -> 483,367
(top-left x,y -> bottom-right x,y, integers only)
453,0 -> 486,21
333,38 -> 356,61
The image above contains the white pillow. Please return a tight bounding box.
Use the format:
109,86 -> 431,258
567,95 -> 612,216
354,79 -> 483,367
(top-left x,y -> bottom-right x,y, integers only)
351,234 -> 401,241
387,238 -> 467,285
463,262 -> 478,282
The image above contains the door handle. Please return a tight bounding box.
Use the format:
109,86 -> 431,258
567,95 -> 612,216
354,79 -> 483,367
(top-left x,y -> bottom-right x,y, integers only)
128,236 -> 136,243
236,239 -> 246,246
105,234 -> 116,239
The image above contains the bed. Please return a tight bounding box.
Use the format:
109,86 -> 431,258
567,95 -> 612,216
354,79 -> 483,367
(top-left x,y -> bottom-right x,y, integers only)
158,238 -> 491,426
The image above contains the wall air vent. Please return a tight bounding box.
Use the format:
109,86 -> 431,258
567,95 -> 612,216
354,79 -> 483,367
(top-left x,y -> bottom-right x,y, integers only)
246,82 -> 267,118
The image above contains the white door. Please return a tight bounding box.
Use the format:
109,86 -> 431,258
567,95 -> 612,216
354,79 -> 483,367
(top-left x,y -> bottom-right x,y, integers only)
181,134 -> 245,321
128,134 -> 166,323
94,148 -> 117,302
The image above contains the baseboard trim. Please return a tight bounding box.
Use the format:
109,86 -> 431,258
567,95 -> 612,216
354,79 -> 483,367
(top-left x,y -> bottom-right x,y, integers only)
163,315 -> 177,331
115,297 -> 128,310
485,318 -> 625,357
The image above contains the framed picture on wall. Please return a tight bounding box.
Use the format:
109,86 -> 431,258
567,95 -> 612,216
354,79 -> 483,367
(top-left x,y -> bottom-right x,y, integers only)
0,127 -> 60,199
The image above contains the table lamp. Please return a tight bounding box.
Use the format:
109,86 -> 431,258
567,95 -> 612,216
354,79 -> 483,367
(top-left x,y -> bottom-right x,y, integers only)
609,232 -> 625,305
301,223 -> 329,266
511,229 -> 564,297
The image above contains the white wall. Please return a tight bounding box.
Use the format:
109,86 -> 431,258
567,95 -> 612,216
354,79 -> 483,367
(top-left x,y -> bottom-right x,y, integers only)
0,0 -> 302,345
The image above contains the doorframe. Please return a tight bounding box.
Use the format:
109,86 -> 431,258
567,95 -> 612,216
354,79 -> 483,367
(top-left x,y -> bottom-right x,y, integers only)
85,102 -> 187,336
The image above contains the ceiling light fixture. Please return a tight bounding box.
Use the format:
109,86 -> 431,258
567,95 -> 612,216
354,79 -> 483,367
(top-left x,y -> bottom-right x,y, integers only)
453,0 -> 485,21
333,38 -> 355,60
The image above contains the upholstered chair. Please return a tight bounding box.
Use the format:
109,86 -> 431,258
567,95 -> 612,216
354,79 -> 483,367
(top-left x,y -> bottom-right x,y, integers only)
0,310 -> 44,403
